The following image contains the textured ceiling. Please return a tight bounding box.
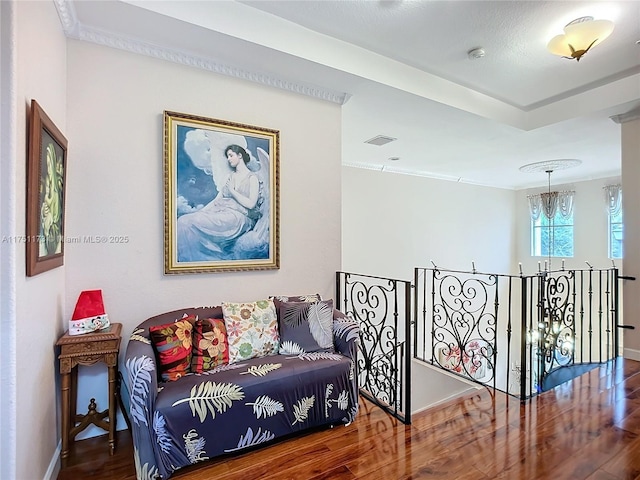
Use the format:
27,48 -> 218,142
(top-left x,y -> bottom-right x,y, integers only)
241,0 -> 640,108
63,0 -> 640,189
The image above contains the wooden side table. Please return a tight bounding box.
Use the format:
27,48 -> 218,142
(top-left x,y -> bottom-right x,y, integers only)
56,323 -> 122,461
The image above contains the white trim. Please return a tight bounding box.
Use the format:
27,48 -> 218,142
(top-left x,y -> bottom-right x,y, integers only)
410,359 -> 482,415
43,441 -> 61,480
623,348 -> 640,362
412,358 -> 484,390
412,386 -> 478,415
53,0 -> 349,106
0,2 -> 18,479
342,161 -> 515,189
52,0 -> 77,35
610,107 -> 640,125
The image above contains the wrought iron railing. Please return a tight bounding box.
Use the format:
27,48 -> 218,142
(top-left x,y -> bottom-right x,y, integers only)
414,266 -> 625,400
336,271 -> 412,423
336,266 -> 630,422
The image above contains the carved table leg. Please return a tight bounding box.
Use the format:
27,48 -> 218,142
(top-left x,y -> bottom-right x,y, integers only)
60,370 -> 71,461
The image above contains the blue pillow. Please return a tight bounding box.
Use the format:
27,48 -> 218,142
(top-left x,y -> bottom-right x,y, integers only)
278,299 -> 334,354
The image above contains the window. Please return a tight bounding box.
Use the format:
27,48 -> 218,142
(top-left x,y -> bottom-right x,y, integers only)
609,206 -> 623,260
605,184 -> 623,259
531,209 -> 574,257
527,190 -> 575,258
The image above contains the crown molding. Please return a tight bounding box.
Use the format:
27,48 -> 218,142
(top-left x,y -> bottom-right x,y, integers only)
342,162 -> 511,189
610,107 -> 640,124
53,0 -> 350,106
53,0 -> 78,36
343,161 -> 621,191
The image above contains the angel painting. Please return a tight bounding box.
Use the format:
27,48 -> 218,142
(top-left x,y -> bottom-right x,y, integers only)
170,124 -> 276,268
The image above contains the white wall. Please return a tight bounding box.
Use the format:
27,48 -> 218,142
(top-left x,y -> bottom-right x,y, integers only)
341,167 -> 517,408
341,157 -> 623,282
64,40 -> 342,438
13,2 -> 68,480
341,167 -> 516,279
621,118 -> 640,357
0,3 -> 18,479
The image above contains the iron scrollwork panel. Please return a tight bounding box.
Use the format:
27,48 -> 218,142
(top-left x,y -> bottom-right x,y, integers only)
343,277 -> 403,409
432,270 -> 497,383
540,271 -> 576,377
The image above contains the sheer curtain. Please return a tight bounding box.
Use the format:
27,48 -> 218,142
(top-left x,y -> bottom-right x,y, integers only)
604,184 -> 622,216
527,191 -> 575,220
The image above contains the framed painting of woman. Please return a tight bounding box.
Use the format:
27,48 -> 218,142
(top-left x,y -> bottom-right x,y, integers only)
163,111 -> 280,274
26,99 -> 68,277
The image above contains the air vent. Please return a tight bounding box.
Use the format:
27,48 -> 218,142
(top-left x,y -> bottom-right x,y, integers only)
364,135 -> 397,146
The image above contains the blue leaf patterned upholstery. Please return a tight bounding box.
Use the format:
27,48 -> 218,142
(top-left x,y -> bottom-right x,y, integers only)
124,306 -> 359,480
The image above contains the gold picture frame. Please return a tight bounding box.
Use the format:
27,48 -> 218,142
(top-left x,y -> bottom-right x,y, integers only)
26,99 -> 68,277
163,111 -> 280,274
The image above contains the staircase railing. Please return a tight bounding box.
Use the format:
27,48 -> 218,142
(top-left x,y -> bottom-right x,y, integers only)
414,266 -> 624,400
336,271 -> 412,423
336,265 -> 629,424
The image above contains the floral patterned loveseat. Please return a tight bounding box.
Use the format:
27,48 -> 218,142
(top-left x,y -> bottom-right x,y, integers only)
124,301 -> 359,480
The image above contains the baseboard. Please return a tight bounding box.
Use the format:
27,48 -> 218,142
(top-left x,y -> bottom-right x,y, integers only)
411,385 -> 477,415
43,440 -> 61,480
412,358 -> 484,390
623,348 -> 640,361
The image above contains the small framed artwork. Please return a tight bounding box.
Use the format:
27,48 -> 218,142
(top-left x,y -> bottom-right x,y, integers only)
26,99 -> 68,277
163,111 -> 280,274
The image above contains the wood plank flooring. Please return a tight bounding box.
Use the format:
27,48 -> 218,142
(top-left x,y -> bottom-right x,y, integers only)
58,358 -> 640,480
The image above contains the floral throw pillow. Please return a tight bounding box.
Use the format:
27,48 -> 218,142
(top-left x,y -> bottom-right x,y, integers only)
191,318 -> 229,373
149,317 -> 194,381
222,299 -> 279,364
278,299 -> 335,354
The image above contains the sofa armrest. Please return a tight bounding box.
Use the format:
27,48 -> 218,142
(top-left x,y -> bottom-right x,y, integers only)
124,326 -> 159,424
333,309 -> 360,422
333,309 -> 359,361
124,325 -> 162,478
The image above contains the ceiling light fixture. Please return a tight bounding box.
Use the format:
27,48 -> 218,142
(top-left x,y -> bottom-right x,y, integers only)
547,16 -> 614,62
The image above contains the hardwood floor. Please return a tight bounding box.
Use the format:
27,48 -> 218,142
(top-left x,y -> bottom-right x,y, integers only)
58,358 -> 640,480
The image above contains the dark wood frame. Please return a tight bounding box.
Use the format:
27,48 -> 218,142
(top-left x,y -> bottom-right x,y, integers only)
26,99 -> 68,276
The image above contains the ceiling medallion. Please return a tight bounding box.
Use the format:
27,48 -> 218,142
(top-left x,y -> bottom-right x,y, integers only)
519,159 -> 582,173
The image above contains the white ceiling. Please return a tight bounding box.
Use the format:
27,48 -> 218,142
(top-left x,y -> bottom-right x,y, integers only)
60,0 -> 640,189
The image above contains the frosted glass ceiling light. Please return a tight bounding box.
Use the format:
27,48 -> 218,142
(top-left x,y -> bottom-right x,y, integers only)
547,16 -> 614,62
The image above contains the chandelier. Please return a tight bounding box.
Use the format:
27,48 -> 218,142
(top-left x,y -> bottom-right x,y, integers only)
547,16 -> 614,62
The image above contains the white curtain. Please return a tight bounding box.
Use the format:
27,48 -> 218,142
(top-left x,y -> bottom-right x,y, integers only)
528,194 -> 542,221
527,191 -> 574,220
604,184 -> 622,216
